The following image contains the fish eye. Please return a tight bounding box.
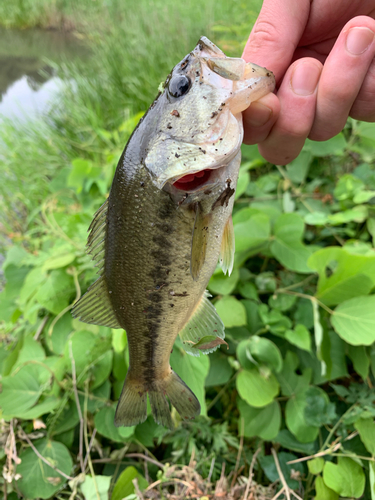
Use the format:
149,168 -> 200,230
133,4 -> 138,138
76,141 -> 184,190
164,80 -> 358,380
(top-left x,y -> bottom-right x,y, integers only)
168,75 -> 191,98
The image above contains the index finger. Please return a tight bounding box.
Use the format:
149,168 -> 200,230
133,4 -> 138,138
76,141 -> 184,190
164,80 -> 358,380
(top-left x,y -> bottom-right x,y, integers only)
242,0 -> 311,82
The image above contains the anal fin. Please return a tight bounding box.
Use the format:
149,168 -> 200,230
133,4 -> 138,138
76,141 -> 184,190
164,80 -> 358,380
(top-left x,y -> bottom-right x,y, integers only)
220,215 -> 235,276
179,291 -> 225,356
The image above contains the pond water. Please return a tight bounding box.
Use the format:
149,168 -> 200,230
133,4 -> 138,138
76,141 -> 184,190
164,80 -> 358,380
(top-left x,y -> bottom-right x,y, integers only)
0,27 -> 88,121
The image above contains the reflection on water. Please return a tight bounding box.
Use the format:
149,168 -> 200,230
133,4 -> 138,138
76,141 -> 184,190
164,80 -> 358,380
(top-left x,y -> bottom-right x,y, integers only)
0,27 -> 88,120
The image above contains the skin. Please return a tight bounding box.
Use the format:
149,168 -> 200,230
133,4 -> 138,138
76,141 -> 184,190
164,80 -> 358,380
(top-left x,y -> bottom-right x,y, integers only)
242,0 -> 375,165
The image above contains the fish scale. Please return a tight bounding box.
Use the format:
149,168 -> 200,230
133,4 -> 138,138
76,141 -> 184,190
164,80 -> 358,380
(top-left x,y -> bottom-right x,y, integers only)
72,36 -> 275,428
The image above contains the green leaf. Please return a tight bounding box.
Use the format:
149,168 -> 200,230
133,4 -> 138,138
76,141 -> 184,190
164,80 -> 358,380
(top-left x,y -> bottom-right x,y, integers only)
370,462 -> 375,500
347,346 -> 370,380
259,452 -> 304,490
112,466 -> 147,500
35,269 -> 75,314
270,213 -> 313,273
17,439 -> 73,499
286,150 -> 312,184
315,476 -> 339,500
191,335 -> 228,351
0,365 -> 43,418
215,295 -> 247,327
277,351 -> 311,397
285,390 -> 320,443
170,341 -> 210,415
237,336 -> 283,373
208,267 -> 239,295
304,387 -> 336,426
285,324 -> 311,352
305,133 -> 346,157
331,295 -> 375,345
81,475 -> 111,500
234,213 -> 270,253
274,429 -> 316,454
42,250 -> 76,271
354,418 -> 375,456
308,247 -> 375,306
333,173 -> 364,200
308,457 -> 325,475
205,350 -> 233,387
19,397 -> 60,420
323,457 -> 365,498
238,399 -> 280,440
269,293 -> 297,312
236,368 -> 279,407
94,405 -> 135,442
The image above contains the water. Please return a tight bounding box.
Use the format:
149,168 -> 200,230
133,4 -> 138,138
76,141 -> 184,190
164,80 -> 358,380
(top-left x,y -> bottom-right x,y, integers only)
0,27 -> 88,121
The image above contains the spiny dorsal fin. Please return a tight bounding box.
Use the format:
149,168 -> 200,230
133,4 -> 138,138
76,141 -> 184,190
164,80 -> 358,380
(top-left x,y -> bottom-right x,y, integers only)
190,203 -> 211,281
220,215 -> 234,276
179,290 -> 225,357
72,200 -> 121,329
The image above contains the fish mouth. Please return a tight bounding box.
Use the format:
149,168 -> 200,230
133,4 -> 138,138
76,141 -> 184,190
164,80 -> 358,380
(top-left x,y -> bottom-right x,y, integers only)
172,169 -> 212,191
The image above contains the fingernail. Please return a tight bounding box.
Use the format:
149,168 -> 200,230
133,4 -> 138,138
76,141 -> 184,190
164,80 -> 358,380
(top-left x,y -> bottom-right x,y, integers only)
291,62 -> 321,96
245,101 -> 272,127
346,27 -> 374,55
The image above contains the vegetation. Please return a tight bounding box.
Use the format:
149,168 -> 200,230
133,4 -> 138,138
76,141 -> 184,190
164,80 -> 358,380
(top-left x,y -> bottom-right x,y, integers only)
1,1 -> 375,499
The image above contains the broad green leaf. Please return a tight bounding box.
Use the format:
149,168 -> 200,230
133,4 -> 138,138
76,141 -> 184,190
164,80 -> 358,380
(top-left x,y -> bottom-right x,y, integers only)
315,476 -> 339,500
269,293 -> 297,312
17,439 -> 72,499
270,213 -> 313,273
238,399 -> 280,440
215,295 -> 247,327
259,452 -> 304,490
354,418 -> 375,456
286,390 -> 320,443
308,457 -> 325,475
13,336 -> 45,371
81,475 -> 111,500
19,268 -> 47,304
308,247 -> 375,306
112,329 -> 127,353
42,250 -> 76,271
0,365 -> 43,418
208,267 -> 240,295
192,335 -> 228,351
347,346 -> 370,380
370,463 -> 375,500
274,429 -> 317,454
286,150 -> 312,184
205,350 -> 233,387
327,206 -> 368,225
285,324 -> 311,352
305,133 -> 346,157
35,269 -> 75,314
277,351 -> 311,397
331,295 -> 375,345
49,313 -> 73,355
112,466 -> 147,500
304,387 -> 336,426
170,341 -> 210,415
258,304 -> 292,335
323,457 -> 365,498
94,405 -> 135,442
236,368 -> 279,407
237,336 -> 282,373
234,213 -> 270,253
19,397 -> 60,420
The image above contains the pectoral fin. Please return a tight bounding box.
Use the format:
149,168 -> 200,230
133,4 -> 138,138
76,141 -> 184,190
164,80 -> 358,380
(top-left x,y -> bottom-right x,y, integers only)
219,215 -> 235,276
179,291 -> 225,356
190,203 -> 211,281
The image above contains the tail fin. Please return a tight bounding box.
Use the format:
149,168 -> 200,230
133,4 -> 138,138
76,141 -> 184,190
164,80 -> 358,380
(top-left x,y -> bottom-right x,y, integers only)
114,378 -> 148,427
114,370 -> 200,430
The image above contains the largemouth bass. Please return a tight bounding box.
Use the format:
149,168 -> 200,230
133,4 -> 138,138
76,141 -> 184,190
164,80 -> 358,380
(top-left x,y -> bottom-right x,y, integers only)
72,37 -> 275,429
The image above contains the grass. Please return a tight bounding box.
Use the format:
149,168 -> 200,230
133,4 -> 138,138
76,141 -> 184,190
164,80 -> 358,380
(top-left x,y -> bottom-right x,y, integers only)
0,0 -> 262,239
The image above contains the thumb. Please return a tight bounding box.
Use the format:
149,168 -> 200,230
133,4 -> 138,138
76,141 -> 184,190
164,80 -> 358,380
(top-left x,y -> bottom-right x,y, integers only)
242,0 -> 311,83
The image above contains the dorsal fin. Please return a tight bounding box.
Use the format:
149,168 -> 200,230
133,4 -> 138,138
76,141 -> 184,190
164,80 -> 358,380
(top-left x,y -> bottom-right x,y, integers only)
220,215 -> 234,276
179,291 -> 225,356
72,200 -> 121,329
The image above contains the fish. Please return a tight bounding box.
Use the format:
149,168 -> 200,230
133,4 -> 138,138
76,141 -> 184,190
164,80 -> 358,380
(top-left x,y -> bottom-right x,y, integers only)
72,37 -> 275,429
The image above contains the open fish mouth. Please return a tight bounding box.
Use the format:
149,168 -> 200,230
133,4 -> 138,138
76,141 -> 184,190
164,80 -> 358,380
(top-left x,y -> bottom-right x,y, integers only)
172,169 -> 212,191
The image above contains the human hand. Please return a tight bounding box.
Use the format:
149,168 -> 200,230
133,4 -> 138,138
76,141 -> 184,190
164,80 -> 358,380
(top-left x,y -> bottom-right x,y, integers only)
242,0 -> 375,164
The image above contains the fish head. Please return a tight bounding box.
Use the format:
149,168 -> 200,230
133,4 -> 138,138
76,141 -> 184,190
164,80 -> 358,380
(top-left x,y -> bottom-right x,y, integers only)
144,36 -> 275,194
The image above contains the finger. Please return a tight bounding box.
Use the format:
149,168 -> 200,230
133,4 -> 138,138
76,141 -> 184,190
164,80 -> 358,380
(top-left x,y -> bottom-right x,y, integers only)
309,16 -> 375,141
242,0 -> 311,82
257,58 -> 323,165
350,57 -> 375,121
242,92 -> 280,145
